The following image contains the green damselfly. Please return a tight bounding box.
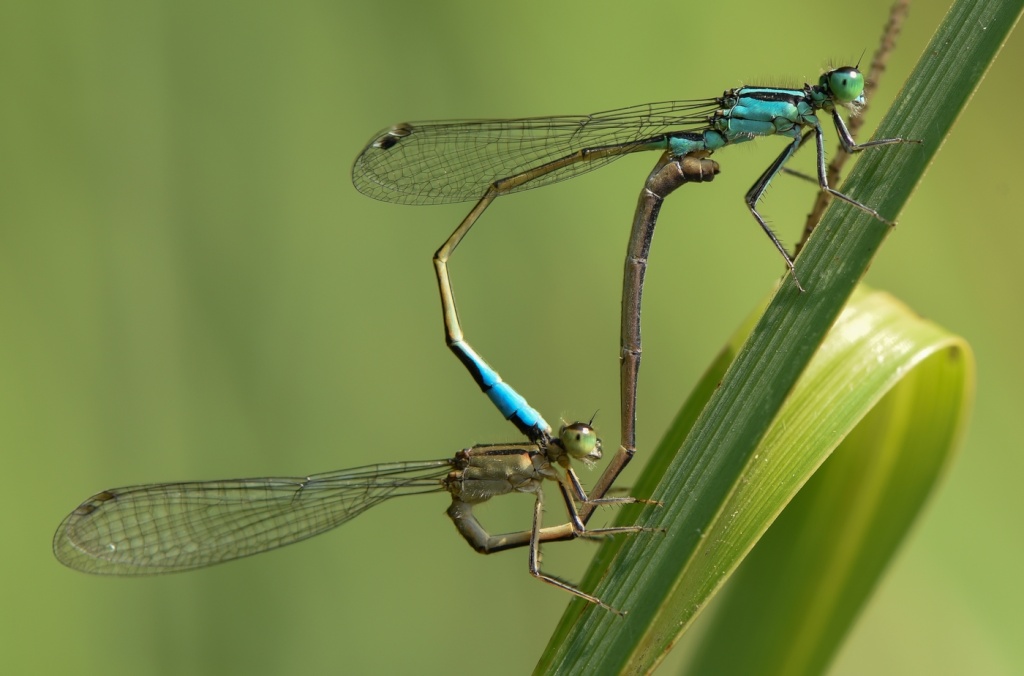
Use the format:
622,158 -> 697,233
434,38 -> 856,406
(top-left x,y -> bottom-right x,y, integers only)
54,421 -> 647,612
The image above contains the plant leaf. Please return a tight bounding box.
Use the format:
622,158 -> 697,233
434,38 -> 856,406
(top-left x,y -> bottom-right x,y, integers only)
538,0 -> 1016,672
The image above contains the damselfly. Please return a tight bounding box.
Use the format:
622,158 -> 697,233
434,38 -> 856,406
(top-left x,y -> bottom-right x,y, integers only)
54,421 -> 645,612
352,65 -> 918,517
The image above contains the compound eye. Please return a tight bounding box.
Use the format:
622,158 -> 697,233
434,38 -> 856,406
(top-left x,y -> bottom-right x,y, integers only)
559,421 -> 602,461
827,67 -> 865,104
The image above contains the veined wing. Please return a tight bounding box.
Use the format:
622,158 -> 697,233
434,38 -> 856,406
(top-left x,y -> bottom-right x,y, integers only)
352,98 -> 717,205
54,459 -> 454,575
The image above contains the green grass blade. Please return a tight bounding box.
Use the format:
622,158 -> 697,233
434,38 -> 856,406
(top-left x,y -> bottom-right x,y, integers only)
537,0 -> 1018,673
677,288 -> 974,675
540,287 -> 974,674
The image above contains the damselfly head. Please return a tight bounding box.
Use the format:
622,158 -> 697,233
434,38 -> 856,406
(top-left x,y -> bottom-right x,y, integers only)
558,421 -> 602,465
822,66 -> 867,107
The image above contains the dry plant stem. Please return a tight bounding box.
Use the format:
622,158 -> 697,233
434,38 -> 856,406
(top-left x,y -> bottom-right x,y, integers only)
794,0 -> 911,255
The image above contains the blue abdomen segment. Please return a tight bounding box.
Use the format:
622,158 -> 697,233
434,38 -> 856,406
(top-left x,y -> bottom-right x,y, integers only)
667,130 -> 723,157
450,341 -> 551,440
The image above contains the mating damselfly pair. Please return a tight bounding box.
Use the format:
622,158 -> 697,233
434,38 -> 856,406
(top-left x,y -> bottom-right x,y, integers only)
53,64 -> 918,612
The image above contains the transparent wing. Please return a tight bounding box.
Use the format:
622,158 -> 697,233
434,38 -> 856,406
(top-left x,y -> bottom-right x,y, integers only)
351,98 -> 717,205
53,459 -> 454,575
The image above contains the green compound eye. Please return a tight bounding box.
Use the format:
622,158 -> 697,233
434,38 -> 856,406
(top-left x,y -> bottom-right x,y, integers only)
559,421 -> 602,462
826,66 -> 866,104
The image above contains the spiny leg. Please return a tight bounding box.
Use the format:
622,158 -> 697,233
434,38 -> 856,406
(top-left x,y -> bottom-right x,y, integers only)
814,110 -> 922,218
830,107 -> 921,155
559,475 -> 662,551
811,123 -> 893,223
744,133 -> 806,291
446,471 -> 651,612
746,117 -> 919,292
527,486 -> 628,614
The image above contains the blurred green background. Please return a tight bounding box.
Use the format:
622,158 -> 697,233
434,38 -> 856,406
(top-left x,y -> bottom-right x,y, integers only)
3,1 -> 1020,673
